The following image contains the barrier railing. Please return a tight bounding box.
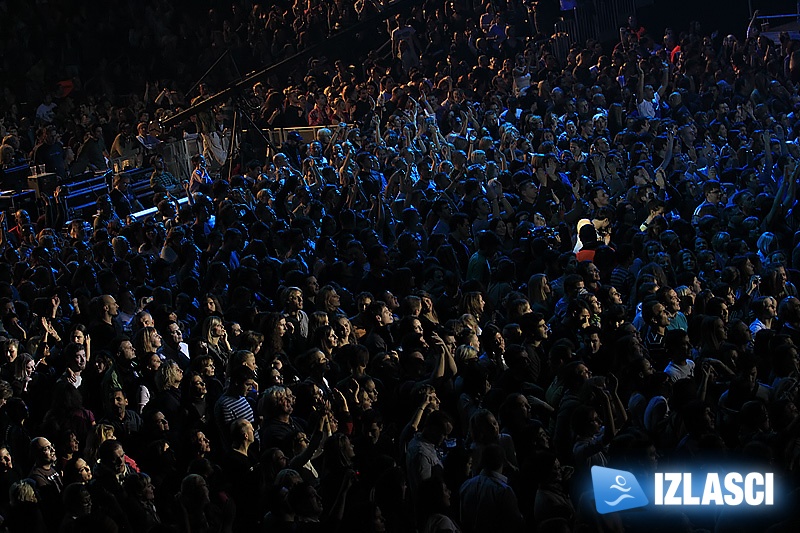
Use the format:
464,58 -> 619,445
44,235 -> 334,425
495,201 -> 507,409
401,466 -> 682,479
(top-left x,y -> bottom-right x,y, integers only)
754,4 -> 800,41
554,0 -> 637,46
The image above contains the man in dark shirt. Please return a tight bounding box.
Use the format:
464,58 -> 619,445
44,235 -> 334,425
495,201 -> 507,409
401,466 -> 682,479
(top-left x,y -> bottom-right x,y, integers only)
29,437 -> 64,526
362,301 -> 395,357
222,419 -> 261,529
259,385 -> 306,457
88,295 -> 123,352
642,298 -> 670,368
447,213 -> 473,276
100,389 -> 143,447
32,125 -> 67,179
72,125 -> 108,174
109,173 -> 143,218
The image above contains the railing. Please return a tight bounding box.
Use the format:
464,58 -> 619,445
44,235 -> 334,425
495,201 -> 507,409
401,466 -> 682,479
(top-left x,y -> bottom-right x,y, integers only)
753,3 -> 800,33
752,5 -> 800,41
554,0 -> 637,46
242,125 -> 344,159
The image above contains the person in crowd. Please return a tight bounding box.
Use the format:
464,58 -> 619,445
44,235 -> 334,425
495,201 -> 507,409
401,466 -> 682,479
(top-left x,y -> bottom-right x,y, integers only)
459,443 -> 524,533
213,366 -> 257,451
0,3 -> 800,531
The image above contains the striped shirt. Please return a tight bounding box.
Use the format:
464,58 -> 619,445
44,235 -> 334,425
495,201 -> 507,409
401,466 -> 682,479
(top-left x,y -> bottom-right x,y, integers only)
214,393 -> 255,446
609,266 -> 635,300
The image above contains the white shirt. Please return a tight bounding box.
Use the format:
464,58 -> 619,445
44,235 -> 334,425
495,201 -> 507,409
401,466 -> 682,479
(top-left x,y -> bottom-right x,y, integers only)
36,102 -> 57,123
749,318 -> 768,336
664,359 -> 695,382
636,91 -> 660,119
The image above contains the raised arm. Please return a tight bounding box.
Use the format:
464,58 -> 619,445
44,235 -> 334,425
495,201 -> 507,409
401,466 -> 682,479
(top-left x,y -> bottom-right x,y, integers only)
762,165 -> 791,230
747,10 -> 760,39
637,61 -> 646,104
656,60 -> 670,98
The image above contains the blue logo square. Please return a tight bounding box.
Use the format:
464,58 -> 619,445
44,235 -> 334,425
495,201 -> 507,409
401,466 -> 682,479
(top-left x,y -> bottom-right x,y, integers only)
592,466 -> 649,514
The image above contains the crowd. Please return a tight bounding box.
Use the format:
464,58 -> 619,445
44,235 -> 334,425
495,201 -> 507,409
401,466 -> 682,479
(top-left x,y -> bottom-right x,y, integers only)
3,0 -> 800,532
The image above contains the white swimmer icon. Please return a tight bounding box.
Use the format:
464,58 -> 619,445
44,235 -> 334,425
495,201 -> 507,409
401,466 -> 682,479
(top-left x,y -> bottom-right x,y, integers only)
604,475 -> 635,506
592,466 -> 649,514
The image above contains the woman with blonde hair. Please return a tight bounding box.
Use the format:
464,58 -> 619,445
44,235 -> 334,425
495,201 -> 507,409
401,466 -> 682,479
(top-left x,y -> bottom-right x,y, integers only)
317,285 -> 344,318
454,345 -> 480,368
202,315 -> 232,375
528,273 -> 553,314
455,314 -> 481,340
133,326 -> 162,361
83,423 -> 116,465
5,479 -> 46,532
153,359 -> 185,433
332,314 -> 357,347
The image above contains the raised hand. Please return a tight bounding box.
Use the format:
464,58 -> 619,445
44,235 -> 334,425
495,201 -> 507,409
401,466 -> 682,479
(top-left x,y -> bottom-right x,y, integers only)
607,373 -> 619,394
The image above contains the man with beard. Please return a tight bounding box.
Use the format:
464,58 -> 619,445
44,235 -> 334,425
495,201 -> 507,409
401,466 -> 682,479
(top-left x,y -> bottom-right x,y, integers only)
161,321 -> 191,370
149,154 -> 182,195
58,342 -> 88,389
29,437 -> 64,527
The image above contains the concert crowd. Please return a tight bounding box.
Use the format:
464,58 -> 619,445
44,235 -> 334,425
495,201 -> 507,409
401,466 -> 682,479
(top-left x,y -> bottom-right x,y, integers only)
2,0 -> 800,531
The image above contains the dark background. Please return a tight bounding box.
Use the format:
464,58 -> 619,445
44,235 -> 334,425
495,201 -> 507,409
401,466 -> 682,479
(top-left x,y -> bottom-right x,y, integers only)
631,0 -> 797,39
